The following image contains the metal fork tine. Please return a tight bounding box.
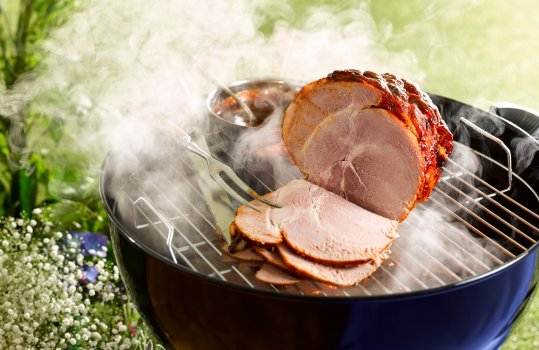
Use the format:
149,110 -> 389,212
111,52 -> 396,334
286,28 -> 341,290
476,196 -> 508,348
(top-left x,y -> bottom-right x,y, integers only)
257,196 -> 282,208
219,166 -> 282,208
161,117 -> 281,211
211,174 -> 263,213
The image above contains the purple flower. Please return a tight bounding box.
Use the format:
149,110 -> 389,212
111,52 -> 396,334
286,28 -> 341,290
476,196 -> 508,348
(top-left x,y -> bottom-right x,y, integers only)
68,232 -> 109,284
69,231 -> 108,258
82,264 -> 98,284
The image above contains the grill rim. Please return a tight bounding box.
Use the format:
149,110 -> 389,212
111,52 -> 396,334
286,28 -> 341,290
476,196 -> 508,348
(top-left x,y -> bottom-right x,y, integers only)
99,94 -> 539,301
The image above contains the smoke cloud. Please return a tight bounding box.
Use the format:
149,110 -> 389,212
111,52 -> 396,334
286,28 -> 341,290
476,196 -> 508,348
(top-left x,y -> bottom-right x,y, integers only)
0,0 -> 534,295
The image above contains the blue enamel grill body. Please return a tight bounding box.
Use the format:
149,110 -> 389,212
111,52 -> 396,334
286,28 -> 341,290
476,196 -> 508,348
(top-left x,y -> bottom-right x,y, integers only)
100,95 -> 539,350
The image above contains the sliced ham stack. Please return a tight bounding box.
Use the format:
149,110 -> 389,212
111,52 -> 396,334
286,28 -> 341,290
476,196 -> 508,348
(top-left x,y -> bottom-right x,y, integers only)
282,70 -> 453,221
231,179 -> 398,286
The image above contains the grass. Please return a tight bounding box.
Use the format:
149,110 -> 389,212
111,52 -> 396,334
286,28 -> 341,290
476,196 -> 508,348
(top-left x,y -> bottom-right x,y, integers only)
503,290 -> 539,349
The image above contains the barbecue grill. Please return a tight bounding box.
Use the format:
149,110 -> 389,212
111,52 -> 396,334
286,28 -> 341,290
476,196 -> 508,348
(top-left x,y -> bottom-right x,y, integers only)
100,80 -> 539,350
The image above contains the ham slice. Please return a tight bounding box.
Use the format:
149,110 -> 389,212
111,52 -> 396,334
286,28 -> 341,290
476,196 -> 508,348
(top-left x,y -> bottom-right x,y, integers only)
234,199 -> 281,245
282,70 -> 453,221
228,247 -> 264,262
277,244 -> 378,286
234,179 -> 398,265
254,246 -> 290,271
255,263 -> 300,285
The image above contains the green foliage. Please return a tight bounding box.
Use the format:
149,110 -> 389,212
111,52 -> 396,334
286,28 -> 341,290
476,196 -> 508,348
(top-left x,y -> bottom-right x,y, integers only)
0,0 -> 108,231
0,0 -> 74,87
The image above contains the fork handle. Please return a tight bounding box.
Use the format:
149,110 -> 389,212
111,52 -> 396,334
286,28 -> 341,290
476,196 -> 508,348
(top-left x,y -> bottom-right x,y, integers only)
185,140 -> 212,160
158,117 -> 212,160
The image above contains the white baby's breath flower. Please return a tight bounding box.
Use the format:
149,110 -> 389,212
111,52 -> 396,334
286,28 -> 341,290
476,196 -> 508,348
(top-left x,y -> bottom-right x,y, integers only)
0,214 -> 151,348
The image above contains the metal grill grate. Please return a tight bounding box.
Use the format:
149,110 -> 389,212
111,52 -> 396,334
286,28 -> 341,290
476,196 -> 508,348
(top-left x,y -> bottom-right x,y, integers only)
114,129 -> 539,297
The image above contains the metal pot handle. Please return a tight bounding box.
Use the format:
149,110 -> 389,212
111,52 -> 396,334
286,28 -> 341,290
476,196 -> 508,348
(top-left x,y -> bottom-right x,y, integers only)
133,196 -> 177,264
490,102 -> 539,145
490,102 -> 539,133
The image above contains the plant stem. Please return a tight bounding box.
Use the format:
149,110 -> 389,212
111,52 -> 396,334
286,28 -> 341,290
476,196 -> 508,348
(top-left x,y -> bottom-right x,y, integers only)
13,0 -> 32,85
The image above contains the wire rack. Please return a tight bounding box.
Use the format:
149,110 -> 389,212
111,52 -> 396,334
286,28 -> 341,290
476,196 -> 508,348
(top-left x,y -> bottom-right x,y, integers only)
116,121 -> 539,297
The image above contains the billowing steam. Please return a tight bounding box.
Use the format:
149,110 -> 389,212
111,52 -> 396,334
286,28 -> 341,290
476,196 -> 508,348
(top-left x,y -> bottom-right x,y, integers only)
0,0 -> 534,294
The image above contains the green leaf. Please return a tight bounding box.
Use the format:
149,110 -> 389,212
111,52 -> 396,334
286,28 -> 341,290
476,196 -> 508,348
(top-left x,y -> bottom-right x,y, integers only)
18,167 -> 37,214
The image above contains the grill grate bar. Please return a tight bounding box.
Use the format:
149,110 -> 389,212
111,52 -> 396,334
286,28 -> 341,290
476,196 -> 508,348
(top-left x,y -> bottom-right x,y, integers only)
412,243 -> 462,282
447,157 -> 539,220
433,187 -> 527,251
428,197 -> 516,258
440,178 -> 536,244
399,221 -> 478,276
384,256 -> 429,289
231,266 -> 257,288
346,280 -> 372,296
311,282 -> 329,296
390,245 -> 446,286
378,266 -> 412,292
134,215 -> 194,230
417,203 -> 503,265
128,191 -> 201,272
443,167 -> 539,236
368,275 -> 393,294
135,182 -> 229,281
170,160 -> 223,229
148,180 -> 223,256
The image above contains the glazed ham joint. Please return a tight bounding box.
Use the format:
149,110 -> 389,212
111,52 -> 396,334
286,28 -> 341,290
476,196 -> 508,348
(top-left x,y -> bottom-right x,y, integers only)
230,70 -> 453,286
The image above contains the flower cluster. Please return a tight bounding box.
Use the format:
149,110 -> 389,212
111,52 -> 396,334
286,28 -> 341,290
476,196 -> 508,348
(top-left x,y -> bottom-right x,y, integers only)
0,209 -> 159,349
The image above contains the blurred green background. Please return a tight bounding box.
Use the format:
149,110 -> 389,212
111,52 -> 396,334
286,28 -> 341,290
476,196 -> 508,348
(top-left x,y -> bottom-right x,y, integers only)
279,0 -> 539,112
